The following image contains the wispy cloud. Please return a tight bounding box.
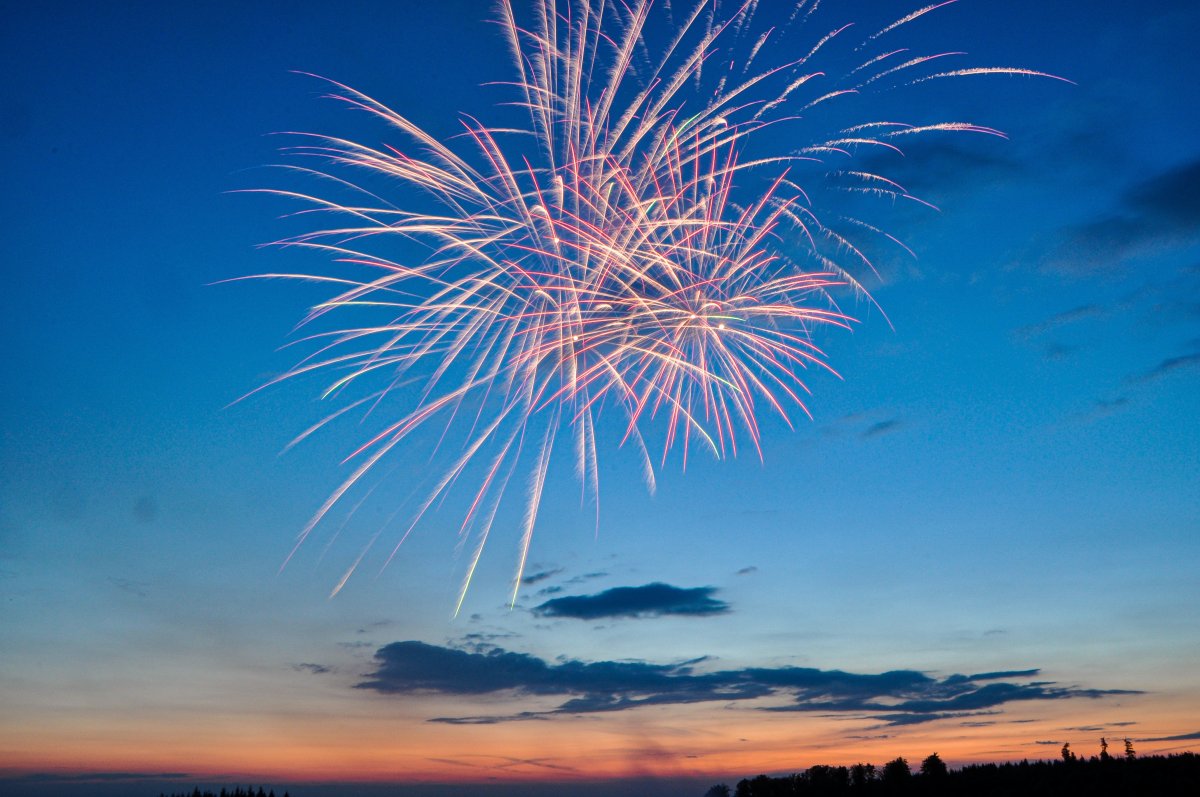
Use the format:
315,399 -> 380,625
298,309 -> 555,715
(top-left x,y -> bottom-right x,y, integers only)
1142,731 -> 1200,741
822,410 -> 907,441
1091,396 -> 1130,415
108,576 -> 150,598
521,568 -> 564,585
1062,721 -> 1137,732
969,669 -> 1042,680
337,640 -> 374,650
861,418 -> 904,439
1036,157 -> 1200,276
458,631 -> 519,650
356,642 -> 1137,727
1014,304 -> 1106,341
564,571 -> 608,585
1126,350 -> 1200,384
533,583 -> 730,620
292,662 -> 332,675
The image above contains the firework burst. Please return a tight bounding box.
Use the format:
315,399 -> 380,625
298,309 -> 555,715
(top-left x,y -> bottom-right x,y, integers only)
242,0 -> 1064,611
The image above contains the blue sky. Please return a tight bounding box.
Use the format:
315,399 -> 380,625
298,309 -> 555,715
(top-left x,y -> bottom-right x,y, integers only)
2,1 -> 1198,795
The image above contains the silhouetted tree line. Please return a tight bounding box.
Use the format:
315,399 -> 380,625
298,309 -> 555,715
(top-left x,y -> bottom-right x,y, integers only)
158,788 -> 288,797
705,744 -> 1199,796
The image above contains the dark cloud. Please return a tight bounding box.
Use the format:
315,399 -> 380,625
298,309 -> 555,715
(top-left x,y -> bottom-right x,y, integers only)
861,418 -> 903,438
764,677 -> 1132,723
1142,731 -> 1200,742
357,642 -> 1137,726
1126,158 -> 1200,227
293,662 -> 332,675
359,643 -> 561,696
521,568 -> 563,585
1126,350 -> 1200,384
874,711 -> 998,727
1063,723 -> 1138,732
533,583 -> 730,620
430,711 -> 549,726
736,566 -> 758,576
1036,156 -> 1200,275
563,571 -> 609,585
969,669 -> 1042,681
823,410 -> 907,441
358,641 -> 765,721
458,631 -> 519,650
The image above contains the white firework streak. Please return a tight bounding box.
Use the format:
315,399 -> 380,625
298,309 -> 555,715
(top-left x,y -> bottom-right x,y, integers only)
238,0 -> 1064,611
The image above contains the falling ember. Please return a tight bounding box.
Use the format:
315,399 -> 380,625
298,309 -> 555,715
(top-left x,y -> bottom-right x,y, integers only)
239,0 -> 1063,611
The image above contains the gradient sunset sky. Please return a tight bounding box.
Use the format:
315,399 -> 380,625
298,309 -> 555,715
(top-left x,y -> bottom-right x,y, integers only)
2,1 -> 1198,796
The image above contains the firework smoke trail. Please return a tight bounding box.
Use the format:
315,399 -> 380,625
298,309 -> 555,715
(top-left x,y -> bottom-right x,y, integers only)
242,0 -> 1065,611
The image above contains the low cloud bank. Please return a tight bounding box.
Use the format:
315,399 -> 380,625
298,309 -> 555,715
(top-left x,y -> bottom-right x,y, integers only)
357,641 -> 1137,726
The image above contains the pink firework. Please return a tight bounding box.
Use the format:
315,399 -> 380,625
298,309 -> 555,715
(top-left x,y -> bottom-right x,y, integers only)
243,0 -> 1064,611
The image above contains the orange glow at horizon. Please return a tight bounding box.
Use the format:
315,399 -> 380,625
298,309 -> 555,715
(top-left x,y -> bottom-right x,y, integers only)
3,691 -> 1195,786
